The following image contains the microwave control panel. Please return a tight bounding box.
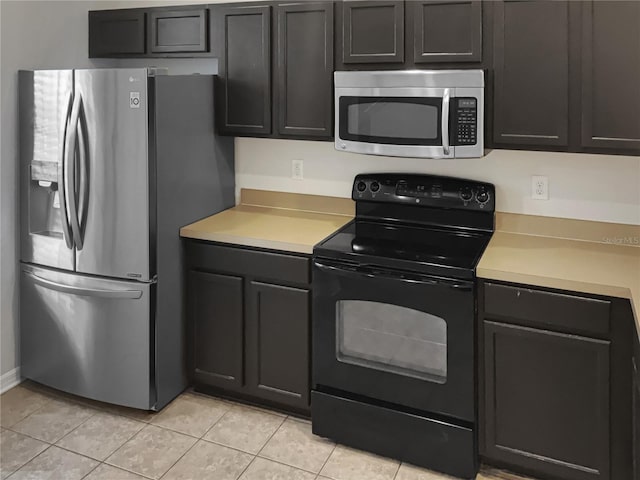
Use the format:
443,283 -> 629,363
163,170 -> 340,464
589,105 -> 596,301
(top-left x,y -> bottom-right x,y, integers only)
453,98 -> 477,146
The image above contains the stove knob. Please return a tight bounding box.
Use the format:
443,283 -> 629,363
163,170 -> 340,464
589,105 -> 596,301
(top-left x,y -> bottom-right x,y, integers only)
460,187 -> 473,201
476,189 -> 489,204
356,181 -> 367,193
370,181 -> 380,193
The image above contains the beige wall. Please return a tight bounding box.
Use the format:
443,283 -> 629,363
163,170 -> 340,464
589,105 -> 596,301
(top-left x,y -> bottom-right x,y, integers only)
235,139 -> 640,225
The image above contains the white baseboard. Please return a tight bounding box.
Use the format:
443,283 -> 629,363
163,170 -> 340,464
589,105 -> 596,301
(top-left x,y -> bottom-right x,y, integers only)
1,367 -> 22,394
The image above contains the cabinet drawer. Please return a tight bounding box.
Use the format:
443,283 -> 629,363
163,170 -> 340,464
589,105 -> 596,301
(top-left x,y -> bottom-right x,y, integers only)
484,282 -> 610,337
186,240 -> 310,285
149,9 -> 208,53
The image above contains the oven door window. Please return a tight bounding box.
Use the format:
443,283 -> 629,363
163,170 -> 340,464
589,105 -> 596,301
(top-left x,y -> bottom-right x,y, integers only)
339,96 -> 442,146
336,300 -> 447,383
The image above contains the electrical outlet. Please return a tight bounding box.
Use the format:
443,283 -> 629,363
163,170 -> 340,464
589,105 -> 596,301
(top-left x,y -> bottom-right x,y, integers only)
532,175 -> 549,200
291,159 -> 304,180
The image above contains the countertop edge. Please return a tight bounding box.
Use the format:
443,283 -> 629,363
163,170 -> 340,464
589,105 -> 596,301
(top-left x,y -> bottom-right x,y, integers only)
179,229 -> 314,255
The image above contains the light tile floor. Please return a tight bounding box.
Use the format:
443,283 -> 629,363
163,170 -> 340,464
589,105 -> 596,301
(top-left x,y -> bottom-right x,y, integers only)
0,382 -> 535,480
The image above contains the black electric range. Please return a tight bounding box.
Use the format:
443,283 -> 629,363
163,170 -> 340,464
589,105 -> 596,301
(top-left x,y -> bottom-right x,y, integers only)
311,173 -> 495,480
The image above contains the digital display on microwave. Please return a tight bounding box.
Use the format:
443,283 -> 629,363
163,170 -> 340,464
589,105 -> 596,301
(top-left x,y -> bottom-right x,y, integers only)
458,98 -> 476,108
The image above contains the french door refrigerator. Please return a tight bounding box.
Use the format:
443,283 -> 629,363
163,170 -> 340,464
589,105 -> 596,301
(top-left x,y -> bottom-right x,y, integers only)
19,68 -> 234,410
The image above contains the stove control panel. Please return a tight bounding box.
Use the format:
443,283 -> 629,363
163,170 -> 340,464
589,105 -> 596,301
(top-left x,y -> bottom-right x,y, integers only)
352,173 -> 495,212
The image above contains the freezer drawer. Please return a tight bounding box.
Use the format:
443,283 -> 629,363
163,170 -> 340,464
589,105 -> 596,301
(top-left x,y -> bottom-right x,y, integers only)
20,264 -> 154,409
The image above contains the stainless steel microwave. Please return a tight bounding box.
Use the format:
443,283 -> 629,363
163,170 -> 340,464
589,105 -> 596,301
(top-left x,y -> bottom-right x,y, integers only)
334,70 -> 484,159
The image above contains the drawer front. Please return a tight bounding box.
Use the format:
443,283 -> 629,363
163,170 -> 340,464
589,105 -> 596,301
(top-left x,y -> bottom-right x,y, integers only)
186,240 -> 310,285
484,282 -> 611,337
149,9 -> 208,53
312,390 -> 477,479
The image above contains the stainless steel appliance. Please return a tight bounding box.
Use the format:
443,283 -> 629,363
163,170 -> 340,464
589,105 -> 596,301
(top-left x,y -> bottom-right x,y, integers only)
334,70 -> 484,159
19,68 -> 234,410
312,174 -> 495,479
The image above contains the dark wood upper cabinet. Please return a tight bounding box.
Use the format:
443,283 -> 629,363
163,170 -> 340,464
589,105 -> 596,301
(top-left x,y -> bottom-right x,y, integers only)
410,0 -> 482,64
340,1 -> 404,65
149,8 -> 207,53
276,2 -> 334,138
89,10 -> 146,57
188,270 -> 244,390
210,4 -> 272,136
483,320 -> 611,480
246,281 -> 310,411
580,0 -> 640,152
492,0 -> 570,147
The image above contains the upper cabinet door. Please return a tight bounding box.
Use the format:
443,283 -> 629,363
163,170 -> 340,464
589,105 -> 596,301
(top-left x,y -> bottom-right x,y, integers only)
341,1 -> 404,65
210,4 -> 272,136
89,10 -> 146,57
148,8 -> 208,54
276,2 -> 334,138
411,0 -> 482,64
581,1 -> 640,152
493,0 -> 569,147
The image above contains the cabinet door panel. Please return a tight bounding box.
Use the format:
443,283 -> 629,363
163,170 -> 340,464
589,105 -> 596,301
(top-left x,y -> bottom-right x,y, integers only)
483,320 -> 610,480
188,271 -> 244,390
276,2 -> 334,138
493,0 -> 569,146
149,8 -> 207,53
211,5 -> 271,135
581,1 -> 640,151
412,0 -> 482,64
247,281 -> 310,411
342,1 -> 404,64
89,10 -> 146,57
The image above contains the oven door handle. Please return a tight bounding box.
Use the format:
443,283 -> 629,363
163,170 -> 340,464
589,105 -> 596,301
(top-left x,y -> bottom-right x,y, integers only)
314,260 -> 473,290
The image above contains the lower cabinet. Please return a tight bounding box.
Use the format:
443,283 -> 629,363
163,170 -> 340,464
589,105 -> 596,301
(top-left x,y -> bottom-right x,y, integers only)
185,240 -> 311,415
483,320 -> 610,480
634,338 -> 640,480
479,281 -> 635,480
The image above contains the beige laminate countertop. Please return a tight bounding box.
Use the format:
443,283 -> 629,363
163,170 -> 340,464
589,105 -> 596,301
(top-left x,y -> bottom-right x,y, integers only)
180,189 -> 354,254
477,213 -> 640,339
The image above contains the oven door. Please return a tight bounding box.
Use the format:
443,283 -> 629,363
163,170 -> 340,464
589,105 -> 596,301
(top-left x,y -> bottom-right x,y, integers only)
335,87 -> 453,158
312,258 -> 475,422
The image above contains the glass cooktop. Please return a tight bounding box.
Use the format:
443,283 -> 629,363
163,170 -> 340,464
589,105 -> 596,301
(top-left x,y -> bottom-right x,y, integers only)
314,220 -> 492,279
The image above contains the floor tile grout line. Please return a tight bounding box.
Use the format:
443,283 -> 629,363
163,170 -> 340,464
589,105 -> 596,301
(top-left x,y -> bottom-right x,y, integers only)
254,414 -> 287,458
254,453 -> 324,476
198,403 -> 235,440
156,436 -> 200,480
232,452 -> 259,480
315,443 -> 338,478
51,407 -> 100,448
79,460 -> 102,480
100,459 -> 156,480
4,443 -> 54,479
2,393 -> 54,431
391,461 -> 402,480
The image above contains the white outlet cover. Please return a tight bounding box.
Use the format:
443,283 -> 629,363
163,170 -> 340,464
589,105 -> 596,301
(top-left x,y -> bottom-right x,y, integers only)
532,175 -> 549,200
292,159 -> 304,180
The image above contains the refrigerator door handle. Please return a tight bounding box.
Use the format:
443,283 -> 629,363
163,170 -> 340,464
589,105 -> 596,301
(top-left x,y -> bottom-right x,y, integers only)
65,93 -> 83,250
25,271 -> 143,299
58,92 -> 74,249
77,101 -> 89,248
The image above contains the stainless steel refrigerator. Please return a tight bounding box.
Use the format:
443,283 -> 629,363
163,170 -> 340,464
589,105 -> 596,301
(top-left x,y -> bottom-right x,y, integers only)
19,68 -> 234,410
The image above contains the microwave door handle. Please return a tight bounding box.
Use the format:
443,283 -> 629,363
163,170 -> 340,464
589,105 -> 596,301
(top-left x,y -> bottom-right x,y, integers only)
442,88 -> 450,156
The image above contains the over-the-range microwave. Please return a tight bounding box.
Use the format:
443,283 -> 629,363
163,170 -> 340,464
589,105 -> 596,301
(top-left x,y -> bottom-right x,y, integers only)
334,70 -> 484,159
